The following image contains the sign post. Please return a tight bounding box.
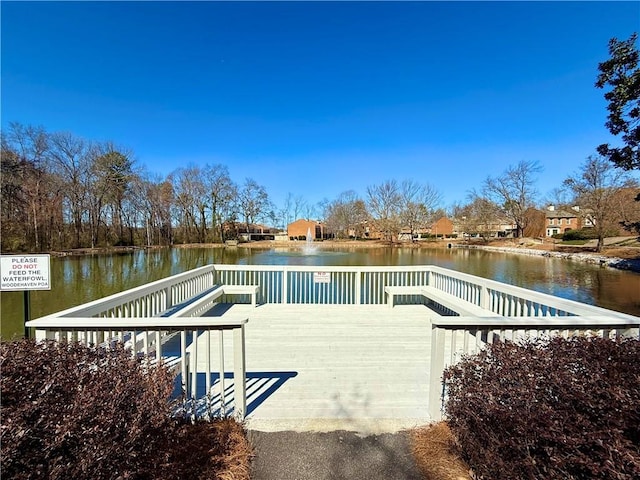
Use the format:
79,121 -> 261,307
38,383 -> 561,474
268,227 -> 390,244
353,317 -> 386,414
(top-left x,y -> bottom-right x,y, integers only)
0,255 -> 51,338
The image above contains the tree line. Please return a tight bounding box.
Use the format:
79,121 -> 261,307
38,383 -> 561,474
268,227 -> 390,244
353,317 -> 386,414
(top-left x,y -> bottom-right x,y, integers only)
0,122 -> 447,251
0,123 -> 283,251
1,34 -> 638,253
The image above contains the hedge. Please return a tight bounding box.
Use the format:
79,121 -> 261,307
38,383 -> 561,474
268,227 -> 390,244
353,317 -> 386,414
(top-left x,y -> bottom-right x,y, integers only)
443,336 -> 640,480
1,339 -> 251,480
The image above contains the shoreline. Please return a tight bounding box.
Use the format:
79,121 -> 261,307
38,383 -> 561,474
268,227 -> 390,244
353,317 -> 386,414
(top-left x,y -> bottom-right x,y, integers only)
453,244 -> 640,273
30,237 -> 640,274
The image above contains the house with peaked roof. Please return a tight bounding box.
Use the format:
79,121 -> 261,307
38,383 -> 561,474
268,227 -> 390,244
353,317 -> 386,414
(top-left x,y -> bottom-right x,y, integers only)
545,205 -> 591,237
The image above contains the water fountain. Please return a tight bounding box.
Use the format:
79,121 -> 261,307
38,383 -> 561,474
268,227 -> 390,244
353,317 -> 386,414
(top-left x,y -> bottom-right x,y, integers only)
302,227 -> 318,255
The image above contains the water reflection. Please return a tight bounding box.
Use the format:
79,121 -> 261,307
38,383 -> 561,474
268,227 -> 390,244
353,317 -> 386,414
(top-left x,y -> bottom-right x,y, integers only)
2,246 -> 638,339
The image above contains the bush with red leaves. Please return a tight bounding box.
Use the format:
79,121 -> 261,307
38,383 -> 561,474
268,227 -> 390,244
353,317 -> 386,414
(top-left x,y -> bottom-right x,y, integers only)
443,336 -> 640,480
1,339 -> 175,479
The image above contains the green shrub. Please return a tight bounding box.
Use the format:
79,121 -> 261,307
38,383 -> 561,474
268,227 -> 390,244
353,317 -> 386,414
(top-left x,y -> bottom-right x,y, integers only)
443,337 -> 640,480
562,228 -> 599,241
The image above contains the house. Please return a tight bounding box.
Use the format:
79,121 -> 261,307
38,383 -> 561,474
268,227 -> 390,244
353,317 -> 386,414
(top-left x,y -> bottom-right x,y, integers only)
430,217 -> 455,237
224,222 -> 277,241
545,205 -> 587,237
347,221 -> 383,240
452,217 -> 517,239
287,219 -> 333,241
397,217 -> 456,242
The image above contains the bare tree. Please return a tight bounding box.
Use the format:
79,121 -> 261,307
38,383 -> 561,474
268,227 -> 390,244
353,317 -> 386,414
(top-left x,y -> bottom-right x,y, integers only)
302,201 -> 317,221
483,160 -> 542,238
171,166 -> 208,243
367,180 -> 402,242
85,146 -> 109,248
455,193 -> 503,242
399,180 -> 442,242
563,156 -> 636,252
238,178 -> 269,235
93,143 -> 135,244
2,123 -> 54,251
143,176 -> 175,246
49,132 -> 92,248
614,186 -> 640,235
543,187 -> 572,210
325,190 -> 369,239
292,194 -> 307,221
279,193 -> 295,229
203,164 -> 237,242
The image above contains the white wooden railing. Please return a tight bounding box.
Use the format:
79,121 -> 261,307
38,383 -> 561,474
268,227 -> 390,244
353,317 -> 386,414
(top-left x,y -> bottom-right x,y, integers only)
211,264 -> 640,419
25,265 -> 248,420
26,263 -> 640,422
428,315 -> 640,420
211,263 -> 635,316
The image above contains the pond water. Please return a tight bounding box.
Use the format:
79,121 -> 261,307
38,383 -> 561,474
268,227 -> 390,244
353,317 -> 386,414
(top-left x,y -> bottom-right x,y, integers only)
1,246 -> 639,339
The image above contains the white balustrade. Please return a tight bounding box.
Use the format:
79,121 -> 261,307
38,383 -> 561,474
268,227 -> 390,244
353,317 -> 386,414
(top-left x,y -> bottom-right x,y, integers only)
428,315 -> 640,420
25,265 -> 247,420
25,263 -> 640,423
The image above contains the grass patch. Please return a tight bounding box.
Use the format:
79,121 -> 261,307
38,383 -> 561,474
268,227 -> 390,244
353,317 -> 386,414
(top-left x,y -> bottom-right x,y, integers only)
559,239 -> 590,245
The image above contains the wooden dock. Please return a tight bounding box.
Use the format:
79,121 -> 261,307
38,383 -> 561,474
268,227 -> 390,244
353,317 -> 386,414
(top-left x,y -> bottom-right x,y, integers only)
27,264 -> 639,433
199,303 -> 434,433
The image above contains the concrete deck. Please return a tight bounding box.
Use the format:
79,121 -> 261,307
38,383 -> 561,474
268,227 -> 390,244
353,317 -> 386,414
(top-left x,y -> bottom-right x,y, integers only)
192,303 -> 436,433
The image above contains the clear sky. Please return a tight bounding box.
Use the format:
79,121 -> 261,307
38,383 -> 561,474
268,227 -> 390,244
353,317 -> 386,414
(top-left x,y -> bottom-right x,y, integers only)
2,1 -> 639,213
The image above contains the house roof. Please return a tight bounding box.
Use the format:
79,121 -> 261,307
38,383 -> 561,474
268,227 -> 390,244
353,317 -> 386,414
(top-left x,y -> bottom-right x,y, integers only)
545,209 -> 578,219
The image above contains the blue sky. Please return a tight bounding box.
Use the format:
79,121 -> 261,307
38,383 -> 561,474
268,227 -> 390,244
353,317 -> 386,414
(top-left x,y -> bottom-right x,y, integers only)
2,1 -> 639,213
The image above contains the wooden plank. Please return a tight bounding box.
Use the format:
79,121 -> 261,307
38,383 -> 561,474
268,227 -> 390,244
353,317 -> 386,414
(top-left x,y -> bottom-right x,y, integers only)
195,303 -> 434,432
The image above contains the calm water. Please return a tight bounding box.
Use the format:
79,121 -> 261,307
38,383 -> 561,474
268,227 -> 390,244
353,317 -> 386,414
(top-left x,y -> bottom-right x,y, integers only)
2,246 -> 639,339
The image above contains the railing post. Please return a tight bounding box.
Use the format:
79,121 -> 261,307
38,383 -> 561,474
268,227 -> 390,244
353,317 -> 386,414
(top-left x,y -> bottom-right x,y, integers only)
355,270 -> 362,304
282,267 -> 288,305
429,324 -> 446,421
210,267 -> 216,288
480,283 -> 490,310
233,325 -> 247,419
165,286 -> 173,310
180,331 -> 188,398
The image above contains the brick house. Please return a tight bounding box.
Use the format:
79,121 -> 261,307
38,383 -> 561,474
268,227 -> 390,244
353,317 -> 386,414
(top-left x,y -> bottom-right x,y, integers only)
224,222 -> 276,241
430,217 -> 454,237
398,217 -> 455,241
545,205 -> 591,237
348,221 -> 383,240
287,219 -> 333,240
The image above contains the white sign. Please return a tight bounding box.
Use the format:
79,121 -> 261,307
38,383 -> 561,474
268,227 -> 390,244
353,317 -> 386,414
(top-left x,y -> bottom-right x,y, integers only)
0,255 -> 51,291
313,271 -> 331,284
